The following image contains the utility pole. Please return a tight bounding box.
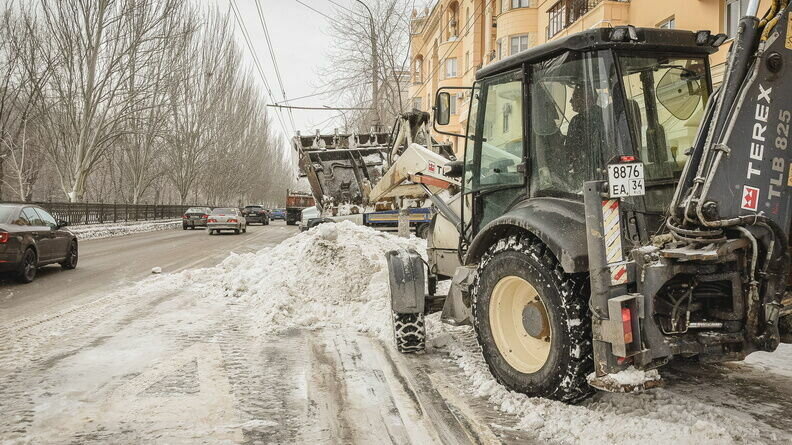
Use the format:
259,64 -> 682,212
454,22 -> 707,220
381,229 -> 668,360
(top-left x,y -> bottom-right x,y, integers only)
356,0 -> 379,131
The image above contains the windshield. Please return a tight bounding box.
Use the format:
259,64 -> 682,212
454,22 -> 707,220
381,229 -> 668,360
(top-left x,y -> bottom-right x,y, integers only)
186,207 -> 207,213
618,54 -> 709,211
211,208 -> 236,214
245,206 -> 262,210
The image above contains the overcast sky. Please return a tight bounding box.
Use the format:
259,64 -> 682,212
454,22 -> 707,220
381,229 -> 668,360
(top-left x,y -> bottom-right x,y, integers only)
206,0 -> 353,145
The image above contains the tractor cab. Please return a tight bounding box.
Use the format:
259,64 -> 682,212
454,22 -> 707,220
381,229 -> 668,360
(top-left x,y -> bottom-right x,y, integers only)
436,27 -> 721,249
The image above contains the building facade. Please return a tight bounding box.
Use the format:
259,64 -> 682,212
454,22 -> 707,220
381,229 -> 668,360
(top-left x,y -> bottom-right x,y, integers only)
409,0 -> 771,155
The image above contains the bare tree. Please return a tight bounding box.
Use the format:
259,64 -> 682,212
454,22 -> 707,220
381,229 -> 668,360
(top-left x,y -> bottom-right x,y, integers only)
0,3 -> 50,200
322,0 -> 413,132
36,0 -> 181,202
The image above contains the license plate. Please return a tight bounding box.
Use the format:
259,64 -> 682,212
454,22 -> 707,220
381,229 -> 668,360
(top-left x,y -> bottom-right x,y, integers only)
607,162 -> 645,198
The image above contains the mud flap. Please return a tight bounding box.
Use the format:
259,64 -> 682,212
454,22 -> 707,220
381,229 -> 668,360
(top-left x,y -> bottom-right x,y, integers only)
441,265 -> 476,325
386,249 -> 425,314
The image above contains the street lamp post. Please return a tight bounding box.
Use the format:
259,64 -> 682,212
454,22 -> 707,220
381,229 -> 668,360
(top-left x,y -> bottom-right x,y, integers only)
356,0 -> 379,131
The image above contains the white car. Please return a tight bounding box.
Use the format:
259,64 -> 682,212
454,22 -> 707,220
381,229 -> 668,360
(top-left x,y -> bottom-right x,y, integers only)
207,208 -> 246,235
299,206 -> 321,232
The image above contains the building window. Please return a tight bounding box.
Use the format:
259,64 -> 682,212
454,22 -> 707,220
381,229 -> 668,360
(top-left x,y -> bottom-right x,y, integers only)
547,1 -> 566,38
658,16 -> 676,29
500,0 -> 508,14
511,0 -> 529,8
450,94 -> 458,115
726,0 -> 750,38
445,58 -> 458,78
465,51 -> 470,72
413,97 -> 422,111
413,57 -> 423,83
510,35 -> 529,55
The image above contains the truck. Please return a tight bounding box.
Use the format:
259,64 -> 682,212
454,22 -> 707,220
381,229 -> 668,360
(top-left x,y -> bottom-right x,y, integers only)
292,114 -> 453,236
285,190 -> 315,226
382,1 -> 792,403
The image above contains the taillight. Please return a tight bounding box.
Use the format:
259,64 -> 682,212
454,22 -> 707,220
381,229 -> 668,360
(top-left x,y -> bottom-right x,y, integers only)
621,307 -> 633,344
0,232 -> 8,243
208,218 -> 217,223
619,155 -> 636,162
228,219 -> 238,223
201,214 -> 208,219
182,215 -> 189,219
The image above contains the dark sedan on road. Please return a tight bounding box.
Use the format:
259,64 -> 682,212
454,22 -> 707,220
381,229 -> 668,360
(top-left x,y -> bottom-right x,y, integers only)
182,207 -> 211,230
0,204 -> 78,283
242,205 -> 269,225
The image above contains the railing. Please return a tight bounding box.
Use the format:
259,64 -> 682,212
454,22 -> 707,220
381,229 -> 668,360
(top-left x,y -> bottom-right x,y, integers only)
546,0 -> 630,39
3,201 -> 204,226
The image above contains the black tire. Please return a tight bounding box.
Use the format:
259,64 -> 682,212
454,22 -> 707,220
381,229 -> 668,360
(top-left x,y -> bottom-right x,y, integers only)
416,223 -> 430,239
182,224 -> 188,230
234,229 -> 240,234
393,312 -> 426,353
61,241 -> 78,270
16,248 -> 37,283
472,233 -> 593,403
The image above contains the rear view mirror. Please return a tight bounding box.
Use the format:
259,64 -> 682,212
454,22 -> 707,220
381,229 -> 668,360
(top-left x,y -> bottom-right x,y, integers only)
57,219 -> 68,229
656,67 -> 703,121
435,91 -> 451,125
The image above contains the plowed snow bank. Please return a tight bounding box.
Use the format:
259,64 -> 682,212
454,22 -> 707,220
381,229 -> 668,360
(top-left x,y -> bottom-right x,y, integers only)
137,222 -> 781,444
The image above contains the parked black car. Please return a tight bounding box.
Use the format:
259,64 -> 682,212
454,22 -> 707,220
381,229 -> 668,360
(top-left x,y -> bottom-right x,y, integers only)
0,204 -> 78,283
242,205 -> 269,225
182,207 -> 211,230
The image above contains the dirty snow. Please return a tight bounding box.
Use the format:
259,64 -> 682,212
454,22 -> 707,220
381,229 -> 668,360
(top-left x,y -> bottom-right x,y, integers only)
67,219 -> 181,240
89,220 -> 788,444
6,220 -> 791,444
587,366 -> 662,386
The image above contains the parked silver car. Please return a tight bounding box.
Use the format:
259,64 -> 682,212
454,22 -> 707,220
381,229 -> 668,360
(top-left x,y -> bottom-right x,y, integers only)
207,208 -> 246,235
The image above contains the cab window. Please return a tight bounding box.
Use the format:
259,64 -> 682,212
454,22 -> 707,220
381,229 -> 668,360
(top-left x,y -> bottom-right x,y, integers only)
465,70 -> 524,193
529,51 -> 621,197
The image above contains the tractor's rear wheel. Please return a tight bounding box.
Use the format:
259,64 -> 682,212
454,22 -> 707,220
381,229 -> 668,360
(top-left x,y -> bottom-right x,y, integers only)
392,312 -> 425,353
472,234 -> 593,403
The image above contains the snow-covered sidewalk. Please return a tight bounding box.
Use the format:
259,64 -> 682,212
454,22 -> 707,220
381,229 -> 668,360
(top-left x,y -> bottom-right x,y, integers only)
2,221 -> 791,444
66,219 -> 181,240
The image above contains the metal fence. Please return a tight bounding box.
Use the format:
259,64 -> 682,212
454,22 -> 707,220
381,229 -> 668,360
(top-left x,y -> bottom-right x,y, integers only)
5,201 -> 202,226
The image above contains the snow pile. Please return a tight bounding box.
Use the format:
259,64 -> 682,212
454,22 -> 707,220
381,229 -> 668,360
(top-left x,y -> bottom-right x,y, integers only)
194,220 -> 424,336
68,219 -> 181,240
429,321 -> 764,444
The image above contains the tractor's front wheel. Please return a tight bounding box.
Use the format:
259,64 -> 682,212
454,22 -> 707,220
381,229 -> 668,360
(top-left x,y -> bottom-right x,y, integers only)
472,234 -> 593,403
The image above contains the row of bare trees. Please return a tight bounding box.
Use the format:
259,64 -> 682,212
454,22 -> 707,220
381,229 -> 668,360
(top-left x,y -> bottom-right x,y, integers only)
0,0 -> 295,205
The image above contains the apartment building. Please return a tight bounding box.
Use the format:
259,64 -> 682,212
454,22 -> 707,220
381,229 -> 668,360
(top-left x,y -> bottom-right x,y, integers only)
409,0 -> 771,154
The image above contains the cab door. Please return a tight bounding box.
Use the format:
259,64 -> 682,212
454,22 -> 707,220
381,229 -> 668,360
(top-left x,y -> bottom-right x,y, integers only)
464,69 -> 527,236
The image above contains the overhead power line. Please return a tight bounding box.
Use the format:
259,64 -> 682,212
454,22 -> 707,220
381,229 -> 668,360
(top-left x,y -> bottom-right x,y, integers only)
230,0 -> 294,137
293,0 -> 334,21
254,0 -> 297,132
267,104 -> 373,111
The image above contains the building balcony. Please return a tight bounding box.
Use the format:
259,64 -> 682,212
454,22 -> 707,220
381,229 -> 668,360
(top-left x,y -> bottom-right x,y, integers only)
546,0 -> 630,40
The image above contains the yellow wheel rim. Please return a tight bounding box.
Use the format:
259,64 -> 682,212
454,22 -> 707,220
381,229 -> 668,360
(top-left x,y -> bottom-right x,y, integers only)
489,276 -> 552,374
